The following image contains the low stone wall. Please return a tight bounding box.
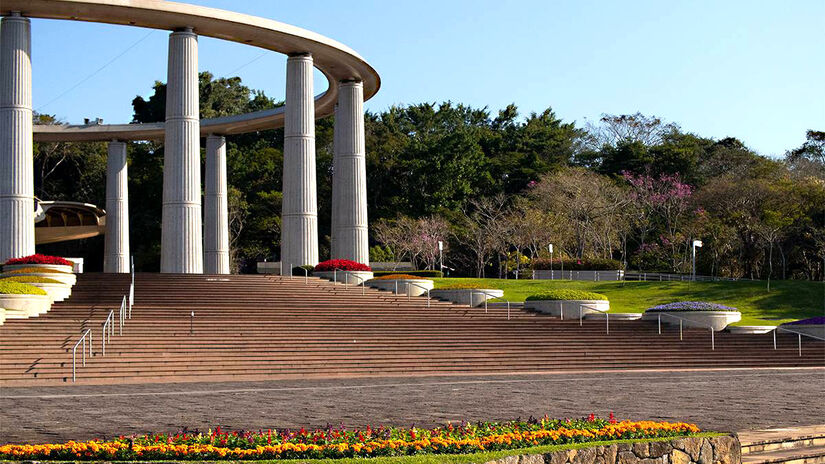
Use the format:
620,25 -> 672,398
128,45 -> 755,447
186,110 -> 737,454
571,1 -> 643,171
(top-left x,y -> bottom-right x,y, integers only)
533,270 -> 625,281
485,434 -> 740,464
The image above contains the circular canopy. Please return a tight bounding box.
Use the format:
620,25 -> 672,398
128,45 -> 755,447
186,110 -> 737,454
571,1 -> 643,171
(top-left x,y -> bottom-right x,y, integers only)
1,0 -> 381,142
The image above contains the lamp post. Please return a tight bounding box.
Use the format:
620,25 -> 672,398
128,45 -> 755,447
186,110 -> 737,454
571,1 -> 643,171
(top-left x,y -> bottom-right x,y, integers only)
438,241 -> 444,275
548,243 -> 554,280
692,239 -> 703,281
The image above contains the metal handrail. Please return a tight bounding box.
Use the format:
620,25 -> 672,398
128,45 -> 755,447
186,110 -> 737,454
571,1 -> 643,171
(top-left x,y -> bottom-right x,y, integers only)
403,281 -> 431,307
129,256 -> 135,319
332,268 -> 367,294
71,328 -> 92,382
771,326 -> 825,356
654,312 -> 716,350
287,263 -> 309,284
579,304 -> 609,334
471,291 -> 512,320
101,309 -> 115,356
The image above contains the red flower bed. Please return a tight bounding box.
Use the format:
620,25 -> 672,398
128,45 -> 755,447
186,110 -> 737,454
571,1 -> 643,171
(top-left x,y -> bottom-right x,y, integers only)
4,254 -> 73,266
314,259 -> 371,272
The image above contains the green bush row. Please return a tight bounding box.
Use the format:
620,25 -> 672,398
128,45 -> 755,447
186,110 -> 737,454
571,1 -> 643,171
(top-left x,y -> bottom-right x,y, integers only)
526,289 -> 608,301
531,258 -> 622,271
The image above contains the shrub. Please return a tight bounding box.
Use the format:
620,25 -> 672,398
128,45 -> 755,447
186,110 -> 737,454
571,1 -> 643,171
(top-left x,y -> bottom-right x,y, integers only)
313,259 -> 371,272
532,258 -> 622,271
373,270 -> 443,278
645,301 -> 738,312
526,289 -> 608,301
0,276 -> 63,284
369,274 -> 433,281
290,265 -> 314,276
4,254 -> 72,266
3,267 -> 72,275
0,281 -> 48,296
436,283 -> 501,290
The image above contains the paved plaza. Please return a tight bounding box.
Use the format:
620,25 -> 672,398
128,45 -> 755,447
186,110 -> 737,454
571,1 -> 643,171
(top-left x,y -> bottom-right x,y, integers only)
1,368 -> 823,444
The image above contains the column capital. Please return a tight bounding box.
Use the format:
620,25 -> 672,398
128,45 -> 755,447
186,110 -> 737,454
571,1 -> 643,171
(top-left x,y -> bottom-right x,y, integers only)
172,26 -> 194,34
287,52 -> 312,59
339,78 -> 363,85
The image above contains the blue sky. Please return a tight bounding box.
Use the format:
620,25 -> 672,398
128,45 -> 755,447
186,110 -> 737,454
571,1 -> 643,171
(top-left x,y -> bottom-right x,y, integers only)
30,0 -> 824,157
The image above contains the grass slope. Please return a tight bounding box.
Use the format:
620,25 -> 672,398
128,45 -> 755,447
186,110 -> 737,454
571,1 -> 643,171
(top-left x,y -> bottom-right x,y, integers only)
433,278 -> 825,325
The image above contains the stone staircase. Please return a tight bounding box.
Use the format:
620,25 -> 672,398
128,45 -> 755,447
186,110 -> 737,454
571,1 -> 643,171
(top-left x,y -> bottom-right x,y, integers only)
0,273 -> 822,385
741,425 -> 825,463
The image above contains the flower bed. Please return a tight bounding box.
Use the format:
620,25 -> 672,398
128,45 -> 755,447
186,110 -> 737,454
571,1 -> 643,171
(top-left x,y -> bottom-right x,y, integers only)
2,267 -> 77,286
370,274 -> 431,281
780,316 -> 825,339
526,290 -> 607,301
0,416 -> 700,461
314,259 -> 372,272
0,281 -> 52,318
0,276 -> 71,302
373,270 -> 443,278
4,254 -> 73,266
643,302 -> 741,331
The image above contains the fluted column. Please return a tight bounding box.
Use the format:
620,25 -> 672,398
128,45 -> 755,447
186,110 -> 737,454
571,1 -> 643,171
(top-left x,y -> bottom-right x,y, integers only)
204,134 -> 229,274
0,13 -> 34,263
280,53 -> 318,268
331,80 -> 369,264
161,28 -> 202,273
104,141 -> 130,273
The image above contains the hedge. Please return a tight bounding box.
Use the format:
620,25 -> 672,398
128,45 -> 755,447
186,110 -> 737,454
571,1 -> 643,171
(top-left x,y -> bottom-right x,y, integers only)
0,281 -> 48,296
526,289 -> 608,301
369,274 -> 433,281
373,270 -> 443,278
532,258 -> 622,271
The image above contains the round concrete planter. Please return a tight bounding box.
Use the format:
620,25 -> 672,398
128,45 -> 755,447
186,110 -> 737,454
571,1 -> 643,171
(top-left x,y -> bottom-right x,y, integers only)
0,308 -> 5,325
2,263 -> 74,274
642,310 -> 741,331
21,282 -> 72,302
524,299 -> 609,319
314,270 -> 374,285
779,323 -> 825,340
0,294 -> 52,318
367,279 -> 434,296
585,312 -> 641,321
430,289 -> 504,307
1,272 -> 76,286
727,325 -> 776,335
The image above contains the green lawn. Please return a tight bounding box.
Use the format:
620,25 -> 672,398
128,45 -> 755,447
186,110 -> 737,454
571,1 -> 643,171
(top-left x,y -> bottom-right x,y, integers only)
433,277 -> 825,326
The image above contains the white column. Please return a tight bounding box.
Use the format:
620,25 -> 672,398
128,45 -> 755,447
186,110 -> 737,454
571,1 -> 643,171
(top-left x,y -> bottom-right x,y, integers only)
0,13 -> 34,263
331,80 -> 369,264
204,134 -> 229,274
104,141 -> 130,273
280,53 -> 318,268
161,28 -> 202,273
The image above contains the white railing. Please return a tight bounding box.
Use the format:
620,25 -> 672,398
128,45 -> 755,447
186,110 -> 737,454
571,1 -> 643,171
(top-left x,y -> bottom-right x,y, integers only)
624,272 -> 749,282
655,312 -> 716,350
579,304 -> 609,334
471,291 -> 513,320
771,326 -> 825,357
330,268 -> 367,295
286,263 -> 309,284
71,328 -> 92,382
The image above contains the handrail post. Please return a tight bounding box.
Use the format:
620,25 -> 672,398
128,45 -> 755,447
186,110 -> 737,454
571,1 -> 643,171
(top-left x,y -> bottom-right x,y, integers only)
427,289 -> 430,307
579,306 -> 582,326
773,330 -> 777,350
507,301 -> 510,320
606,313 -> 609,335
679,319 -> 683,341
798,333 -> 802,357
658,314 -> 661,334
711,328 -> 715,350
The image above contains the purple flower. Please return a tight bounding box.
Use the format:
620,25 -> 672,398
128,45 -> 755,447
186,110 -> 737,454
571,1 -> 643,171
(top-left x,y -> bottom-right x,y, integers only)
646,301 -> 738,312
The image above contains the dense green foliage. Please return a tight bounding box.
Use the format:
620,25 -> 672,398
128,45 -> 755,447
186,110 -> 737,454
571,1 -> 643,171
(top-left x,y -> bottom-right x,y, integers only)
32,73 -> 824,281
525,289 -> 609,301
0,281 -> 48,296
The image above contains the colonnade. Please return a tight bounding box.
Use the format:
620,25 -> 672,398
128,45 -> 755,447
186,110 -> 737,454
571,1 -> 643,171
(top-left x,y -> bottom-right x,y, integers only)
0,13 -> 369,273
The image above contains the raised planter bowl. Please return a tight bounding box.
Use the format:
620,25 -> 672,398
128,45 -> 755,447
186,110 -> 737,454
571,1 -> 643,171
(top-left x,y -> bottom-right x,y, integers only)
368,279 -> 434,296
779,323 -> 825,340
525,299 -> 609,319
0,294 -> 52,318
642,310 -> 741,331
0,308 -> 5,325
430,288 -> 504,307
1,272 -> 76,286
22,282 -> 72,302
727,325 -> 776,335
314,270 -> 374,285
2,263 -> 74,274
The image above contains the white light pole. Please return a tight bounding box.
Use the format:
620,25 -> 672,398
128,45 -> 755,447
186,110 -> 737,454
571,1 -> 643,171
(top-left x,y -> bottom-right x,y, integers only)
438,240 -> 444,275
548,243 -> 554,280
692,239 -> 703,281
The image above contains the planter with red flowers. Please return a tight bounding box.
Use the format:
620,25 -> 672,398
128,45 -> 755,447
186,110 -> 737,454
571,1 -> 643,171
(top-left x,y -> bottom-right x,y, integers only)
313,259 -> 374,285
3,254 -> 75,274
